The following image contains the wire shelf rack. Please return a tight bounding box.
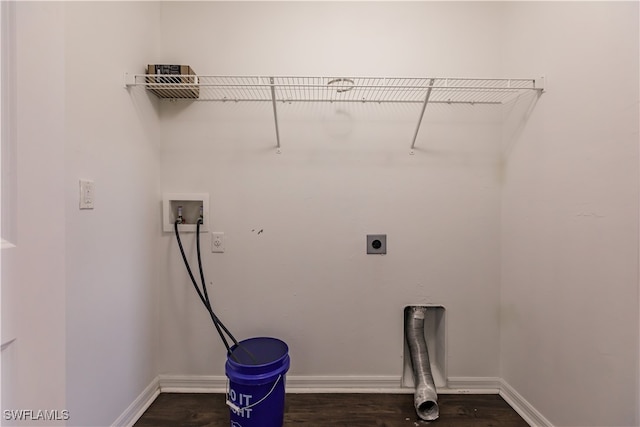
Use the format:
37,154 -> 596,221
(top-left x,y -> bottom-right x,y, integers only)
125,74 -> 544,152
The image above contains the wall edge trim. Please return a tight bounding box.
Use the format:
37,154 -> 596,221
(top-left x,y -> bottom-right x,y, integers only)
111,376 -> 161,427
157,374 -> 501,394
499,379 -> 554,427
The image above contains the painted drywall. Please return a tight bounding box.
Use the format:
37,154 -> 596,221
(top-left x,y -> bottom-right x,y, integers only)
4,2 -> 638,426
157,2 -> 505,380
63,2 -> 162,426
1,2 -> 67,424
1,3 -> 163,426
500,2 -> 640,426
1,0 -> 17,249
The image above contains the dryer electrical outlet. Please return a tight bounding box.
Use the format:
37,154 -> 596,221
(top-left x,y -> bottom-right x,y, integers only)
367,234 -> 387,254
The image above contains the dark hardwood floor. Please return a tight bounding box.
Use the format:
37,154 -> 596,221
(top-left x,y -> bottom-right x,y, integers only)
134,393 -> 529,427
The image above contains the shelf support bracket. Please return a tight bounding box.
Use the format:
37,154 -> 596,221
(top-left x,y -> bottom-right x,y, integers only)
123,72 -> 135,89
269,77 -> 282,153
410,78 -> 435,155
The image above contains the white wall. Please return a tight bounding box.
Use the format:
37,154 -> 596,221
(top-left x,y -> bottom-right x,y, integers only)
64,2 -> 162,426
2,2 -> 163,426
500,2 -> 639,426
3,2 -> 638,427
1,2 -> 67,424
158,1 -> 505,380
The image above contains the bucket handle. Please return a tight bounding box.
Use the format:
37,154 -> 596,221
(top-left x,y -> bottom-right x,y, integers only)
225,375 -> 282,412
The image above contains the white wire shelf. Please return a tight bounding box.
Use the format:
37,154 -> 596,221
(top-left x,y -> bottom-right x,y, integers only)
125,74 -> 545,152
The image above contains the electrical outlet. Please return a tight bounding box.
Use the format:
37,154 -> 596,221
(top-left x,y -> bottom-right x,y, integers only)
211,232 -> 225,253
367,234 -> 386,254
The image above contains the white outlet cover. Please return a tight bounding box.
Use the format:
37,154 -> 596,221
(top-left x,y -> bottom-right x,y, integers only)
211,232 -> 225,253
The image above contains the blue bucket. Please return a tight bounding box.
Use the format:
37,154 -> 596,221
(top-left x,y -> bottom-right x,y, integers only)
225,337 -> 290,427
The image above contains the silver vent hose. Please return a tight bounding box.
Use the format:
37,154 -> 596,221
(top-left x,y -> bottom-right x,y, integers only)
405,306 -> 439,421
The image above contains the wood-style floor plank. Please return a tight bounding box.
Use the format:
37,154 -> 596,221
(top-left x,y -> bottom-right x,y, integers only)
134,393 -> 529,427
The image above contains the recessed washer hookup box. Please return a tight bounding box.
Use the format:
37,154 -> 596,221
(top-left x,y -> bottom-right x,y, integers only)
146,64 -> 199,99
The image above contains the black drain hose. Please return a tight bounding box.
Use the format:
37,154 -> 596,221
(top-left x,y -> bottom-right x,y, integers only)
174,219 -> 240,357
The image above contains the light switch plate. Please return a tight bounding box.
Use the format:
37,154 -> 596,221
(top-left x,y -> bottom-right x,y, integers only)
79,179 -> 95,209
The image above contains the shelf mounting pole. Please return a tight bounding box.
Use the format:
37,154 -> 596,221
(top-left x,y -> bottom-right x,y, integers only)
410,78 -> 435,154
269,77 -> 282,153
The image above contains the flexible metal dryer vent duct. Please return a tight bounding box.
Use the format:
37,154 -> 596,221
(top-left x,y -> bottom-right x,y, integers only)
405,306 -> 439,421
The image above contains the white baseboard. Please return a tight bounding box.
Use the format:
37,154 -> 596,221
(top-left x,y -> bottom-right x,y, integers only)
158,375 -> 408,394
284,375 -> 408,394
444,376 -> 501,394
111,377 -> 160,427
159,374 -> 228,393
158,374 -> 501,394
123,375 -> 551,427
499,379 -> 554,427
